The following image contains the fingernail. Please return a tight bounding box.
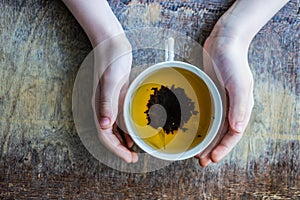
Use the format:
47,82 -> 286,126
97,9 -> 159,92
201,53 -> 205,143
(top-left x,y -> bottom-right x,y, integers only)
235,122 -> 244,133
100,117 -> 110,128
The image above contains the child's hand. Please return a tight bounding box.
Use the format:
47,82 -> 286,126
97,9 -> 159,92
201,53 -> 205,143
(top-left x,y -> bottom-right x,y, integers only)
195,0 -> 289,167
95,35 -> 138,163
87,20 -> 138,163
197,33 -> 254,167
62,0 -> 138,163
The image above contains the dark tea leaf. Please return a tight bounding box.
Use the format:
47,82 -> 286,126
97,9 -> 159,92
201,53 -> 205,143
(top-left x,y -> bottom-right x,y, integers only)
144,85 -> 198,134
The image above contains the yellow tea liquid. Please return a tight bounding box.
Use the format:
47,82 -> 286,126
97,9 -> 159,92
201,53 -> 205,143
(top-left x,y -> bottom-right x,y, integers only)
130,67 -> 213,153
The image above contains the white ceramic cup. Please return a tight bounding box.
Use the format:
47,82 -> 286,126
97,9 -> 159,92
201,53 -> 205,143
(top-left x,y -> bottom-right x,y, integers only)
123,38 -> 223,161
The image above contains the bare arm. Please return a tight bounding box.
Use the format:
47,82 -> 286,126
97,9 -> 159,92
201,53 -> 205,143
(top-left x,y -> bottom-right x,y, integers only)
211,0 -> 290,45
62,0 -> 124,45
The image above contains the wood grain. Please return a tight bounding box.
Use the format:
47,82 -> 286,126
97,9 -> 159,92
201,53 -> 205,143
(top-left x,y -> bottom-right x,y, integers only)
0,0 -> 299,199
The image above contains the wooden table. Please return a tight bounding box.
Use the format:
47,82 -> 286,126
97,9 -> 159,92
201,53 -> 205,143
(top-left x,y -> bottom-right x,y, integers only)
0,0 -> 299,198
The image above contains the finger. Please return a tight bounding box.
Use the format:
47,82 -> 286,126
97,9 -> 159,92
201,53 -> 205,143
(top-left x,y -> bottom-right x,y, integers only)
124,133 -> 134,148
211,128 -> 243,163
115,81 -> 135,148
199,157 -> 212,168
114,123 -> 134,148
195,119 -> 229,167
113,124 -> 126,145
195,154 -> 212,168
98,128 -> 138,163
211,94 -> 253,162
116,120 -> 134,148
226,73 -> 254,133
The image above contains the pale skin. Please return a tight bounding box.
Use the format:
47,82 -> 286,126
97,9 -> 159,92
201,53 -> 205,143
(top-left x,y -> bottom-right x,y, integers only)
62,0 -> 289,166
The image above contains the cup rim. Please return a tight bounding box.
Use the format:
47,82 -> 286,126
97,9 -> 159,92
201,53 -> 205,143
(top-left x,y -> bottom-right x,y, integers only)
124,61 -> 223,161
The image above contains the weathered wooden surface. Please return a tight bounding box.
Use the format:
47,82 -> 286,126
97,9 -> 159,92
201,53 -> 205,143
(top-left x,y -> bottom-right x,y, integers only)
0,0 -> 299,199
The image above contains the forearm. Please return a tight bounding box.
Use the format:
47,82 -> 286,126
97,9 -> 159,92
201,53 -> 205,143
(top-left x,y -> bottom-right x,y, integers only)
211,0 -> 289,45
62,0 -> 124,46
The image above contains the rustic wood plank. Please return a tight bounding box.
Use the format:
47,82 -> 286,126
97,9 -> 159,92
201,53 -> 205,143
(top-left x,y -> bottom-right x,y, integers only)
0,0 -> 299,199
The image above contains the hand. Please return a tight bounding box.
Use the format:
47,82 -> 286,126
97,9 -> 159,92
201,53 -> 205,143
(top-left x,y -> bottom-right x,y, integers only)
94,35 -> 138,163
196,33 -> 254,167
194,0 -> 288,168
62,0 -> 138,163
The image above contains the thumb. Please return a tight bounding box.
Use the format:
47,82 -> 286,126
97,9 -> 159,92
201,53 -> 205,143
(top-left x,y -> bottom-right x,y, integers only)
226,76 -> 254,133
99,92 -> 115,129
99,67 -> 128,129
98,55 -> 131,129
99,77 -> 117,129
92,34 -> 132,130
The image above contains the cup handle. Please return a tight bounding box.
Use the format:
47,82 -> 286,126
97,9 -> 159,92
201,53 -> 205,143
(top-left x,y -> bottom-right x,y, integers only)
165,37 -> 174,62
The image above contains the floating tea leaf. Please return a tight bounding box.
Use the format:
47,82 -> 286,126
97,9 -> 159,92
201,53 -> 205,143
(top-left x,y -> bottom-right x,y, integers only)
144,85 -> 198,134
